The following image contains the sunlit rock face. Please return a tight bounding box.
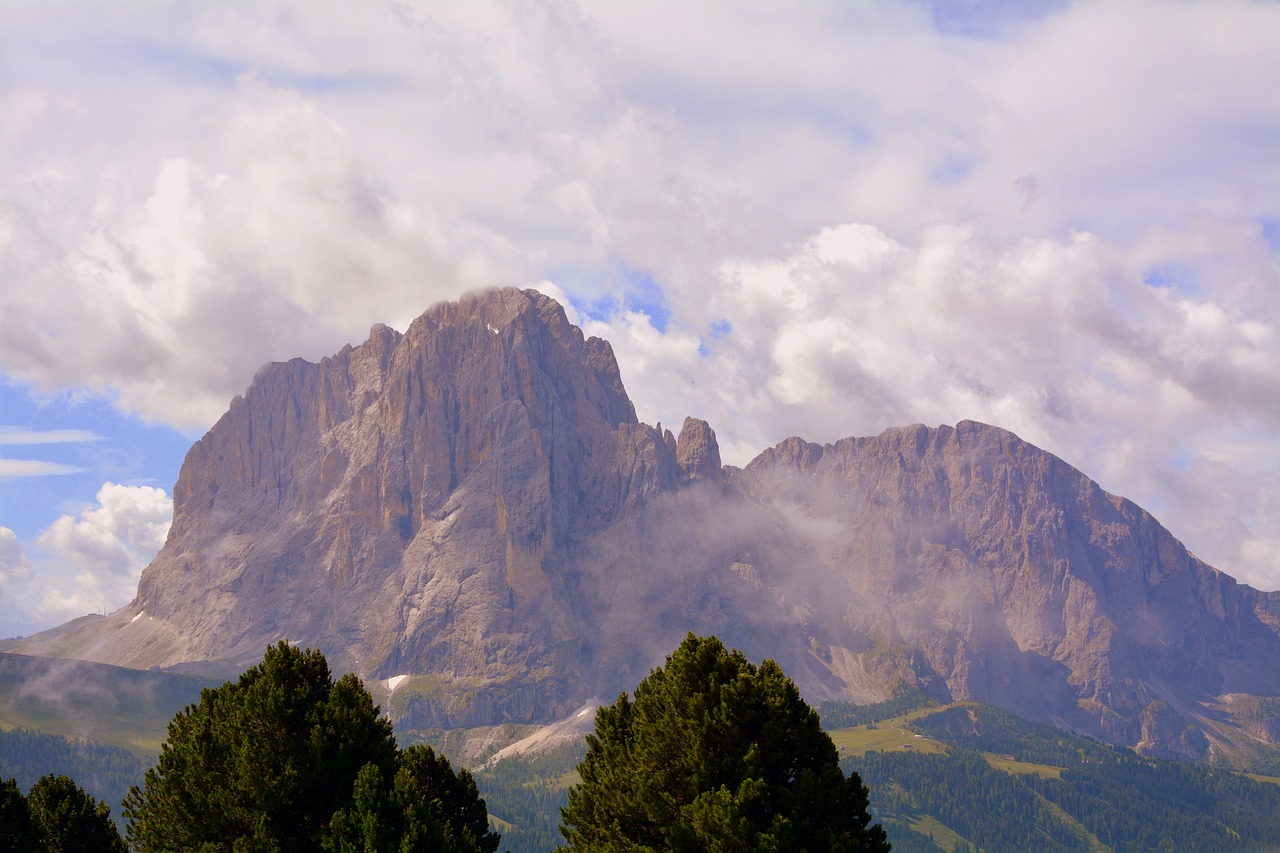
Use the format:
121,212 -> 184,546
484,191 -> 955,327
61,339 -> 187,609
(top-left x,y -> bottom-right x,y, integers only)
732,422 -> 1280,755
16,288 -> 1279,758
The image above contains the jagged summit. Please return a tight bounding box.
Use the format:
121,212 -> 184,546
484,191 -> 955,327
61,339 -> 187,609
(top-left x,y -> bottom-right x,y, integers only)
17,289 -> 708,724
10,288 -> 1279,760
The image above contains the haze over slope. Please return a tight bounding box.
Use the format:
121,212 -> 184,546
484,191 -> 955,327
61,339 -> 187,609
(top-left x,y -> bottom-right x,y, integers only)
9,289 -> 1279,763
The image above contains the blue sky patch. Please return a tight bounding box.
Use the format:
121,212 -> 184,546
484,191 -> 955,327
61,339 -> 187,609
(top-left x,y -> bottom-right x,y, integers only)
617,267 -> 671,333
930,153 -> 977,185
125,40 -> 405,95
924,0 -> 1070,39
1142,264 -> 1182,290
0,384 -> 191,540
547,263 -> 672,333
125,41 -> 244,89
1260,217 -> 1280,252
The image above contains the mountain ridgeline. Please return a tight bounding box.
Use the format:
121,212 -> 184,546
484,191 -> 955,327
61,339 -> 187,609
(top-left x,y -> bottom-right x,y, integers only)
10,288 -> 1280,763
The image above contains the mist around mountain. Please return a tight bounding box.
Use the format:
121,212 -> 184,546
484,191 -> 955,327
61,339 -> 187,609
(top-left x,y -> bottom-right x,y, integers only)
5,288 -> 1279,767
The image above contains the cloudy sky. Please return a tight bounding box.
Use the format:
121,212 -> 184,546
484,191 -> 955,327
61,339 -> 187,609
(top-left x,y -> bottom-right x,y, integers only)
1,0 -> 1277,638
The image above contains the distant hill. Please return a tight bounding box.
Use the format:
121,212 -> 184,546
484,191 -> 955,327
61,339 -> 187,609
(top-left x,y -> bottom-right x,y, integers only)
7,287 -> 1280,763
0,652 -> 218,755
0,727 -> 146,828
473,700 -> 1280,853
843,703 -> 1280,852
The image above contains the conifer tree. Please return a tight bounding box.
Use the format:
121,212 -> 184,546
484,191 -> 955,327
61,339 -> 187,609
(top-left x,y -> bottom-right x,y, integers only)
0,776 -> 41,853
324,747 -> 500,853
559,633 -> 890,852
1,773 -> 126,853
396,745 -> 500,852
27,774 -> 127,853
124,641 -> 497,853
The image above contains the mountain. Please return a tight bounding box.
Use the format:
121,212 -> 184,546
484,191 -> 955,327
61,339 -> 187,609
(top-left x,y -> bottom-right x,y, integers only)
7,288 -> 1279,762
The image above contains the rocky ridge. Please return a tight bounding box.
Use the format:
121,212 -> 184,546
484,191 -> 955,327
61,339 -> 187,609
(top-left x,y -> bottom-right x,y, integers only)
9,288 -> 1280,762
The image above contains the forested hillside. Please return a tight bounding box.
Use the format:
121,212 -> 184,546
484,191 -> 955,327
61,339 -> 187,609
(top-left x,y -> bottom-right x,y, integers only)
843,704 -> 1280,851
473,742 -> 583,853
7,676 -> 1280,851
473,701 -> 1280,852
0,728 -> 146,829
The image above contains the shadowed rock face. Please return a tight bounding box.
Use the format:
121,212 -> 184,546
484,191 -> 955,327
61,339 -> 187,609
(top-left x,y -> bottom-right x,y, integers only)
13,288 -> 1280,758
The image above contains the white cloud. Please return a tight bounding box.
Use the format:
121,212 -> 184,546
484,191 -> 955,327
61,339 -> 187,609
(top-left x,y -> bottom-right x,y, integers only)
587,218 -> 1279,588
1,74 -> 518,428
0,427 -> 103,444
0,426 -> 101,478
0,527 -> 32,588
0,460 -> 83,478
37,482 -> 172,572
0,484 -> 172,637
0,0 -> 1276,607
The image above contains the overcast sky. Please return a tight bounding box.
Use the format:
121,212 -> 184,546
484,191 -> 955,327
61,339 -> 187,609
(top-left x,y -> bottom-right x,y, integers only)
1,0 -> 1277,638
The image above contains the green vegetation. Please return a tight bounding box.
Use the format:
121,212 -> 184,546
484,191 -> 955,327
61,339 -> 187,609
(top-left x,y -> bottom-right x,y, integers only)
122,641 -> 498,853
1,773 -> 126,852
1202,696 -> 1280,775
980,754 -> 1062,778
473,742 -> 585,853
0,727 -> 146,822
857,743 -> 1280,852
324,745 -> 500,853
847,702 -> 1280,852
827,721 -> 948,757
910,703 -> 1124,767
1243,772 -> 1280,786
397,722 -> 544,767
905,813 -> 971,853
0,652 -> 216,755
853,748 -> 1095,851
559,633 -> 890,852
820,682 -> 941,729
1024,758 -> 1280,851
8,642 -> 1280,853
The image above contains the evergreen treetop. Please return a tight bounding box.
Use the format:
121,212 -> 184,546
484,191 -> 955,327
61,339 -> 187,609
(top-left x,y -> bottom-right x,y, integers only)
559,633 -> 890,852
123,641 -> 498,853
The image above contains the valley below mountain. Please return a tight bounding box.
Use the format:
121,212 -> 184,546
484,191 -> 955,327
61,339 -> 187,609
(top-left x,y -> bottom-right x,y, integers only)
6,287 -> 1279,768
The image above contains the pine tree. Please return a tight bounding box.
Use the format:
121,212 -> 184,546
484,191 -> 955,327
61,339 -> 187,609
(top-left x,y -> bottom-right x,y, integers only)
0,772 -> 126,853
558,633 -> 891,852
26,774 -> 128,853
123,641 -> 498,853
0,776 -> 41,853
396,745 -> 500,852
323,747 -> 500,853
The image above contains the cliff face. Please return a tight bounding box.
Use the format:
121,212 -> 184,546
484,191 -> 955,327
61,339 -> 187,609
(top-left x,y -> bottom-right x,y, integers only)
731,423 -> 1280,751
43,289 -> 689,722
15,288 -> 1280,758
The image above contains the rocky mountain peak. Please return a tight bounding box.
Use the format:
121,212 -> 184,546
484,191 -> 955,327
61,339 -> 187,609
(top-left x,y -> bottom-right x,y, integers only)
11,289 -> 1279,762
675,417 -> 722,483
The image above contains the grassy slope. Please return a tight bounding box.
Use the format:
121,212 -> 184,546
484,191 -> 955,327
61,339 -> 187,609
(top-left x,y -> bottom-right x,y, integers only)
829,722 -> 947,756
982,753 -> 1063,778
835,703 -> 1280,852
0,653 -> 218,756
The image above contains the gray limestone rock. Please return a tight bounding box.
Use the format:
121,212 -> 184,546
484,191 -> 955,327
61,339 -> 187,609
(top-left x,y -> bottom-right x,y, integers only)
11,288 -> 1279,762
675,417 -> 723,483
